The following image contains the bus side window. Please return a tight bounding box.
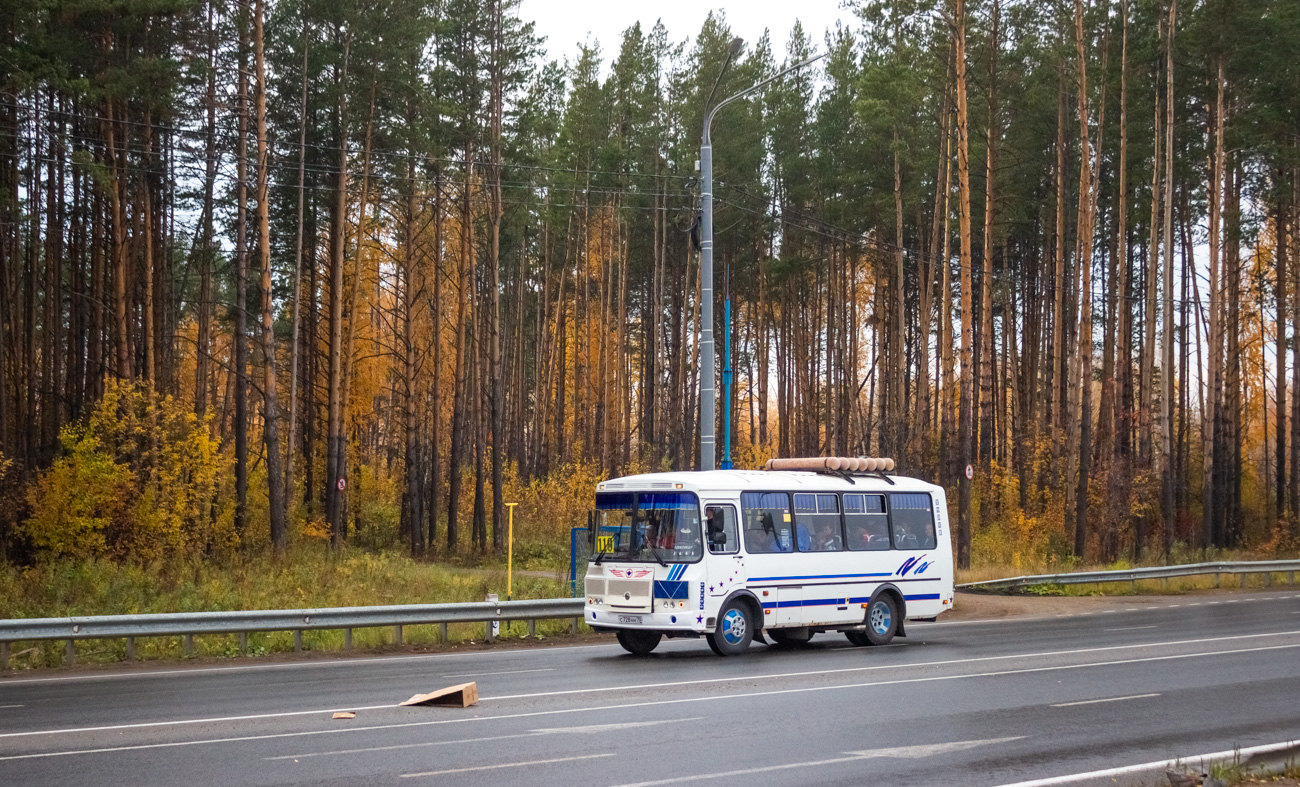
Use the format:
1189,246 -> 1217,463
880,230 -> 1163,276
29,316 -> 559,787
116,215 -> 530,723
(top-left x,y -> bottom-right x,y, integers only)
844,494 -> 890,551
741,492 -> 793,553
889,493 -> 937,550
797,493 -> 843,552
792,494 -> 817,551
705,506 -> 739,555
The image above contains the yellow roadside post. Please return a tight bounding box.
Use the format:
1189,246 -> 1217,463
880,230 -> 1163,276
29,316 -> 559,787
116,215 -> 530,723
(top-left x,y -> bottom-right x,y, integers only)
506,502 -> 519,601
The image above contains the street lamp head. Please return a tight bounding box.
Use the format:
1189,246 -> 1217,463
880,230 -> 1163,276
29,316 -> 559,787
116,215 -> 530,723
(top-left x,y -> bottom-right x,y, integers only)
729,37 -> 744,57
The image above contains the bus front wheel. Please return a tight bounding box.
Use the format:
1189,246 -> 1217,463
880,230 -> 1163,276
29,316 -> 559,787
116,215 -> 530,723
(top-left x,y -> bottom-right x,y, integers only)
616,629 -> 662,656
707,600 -> 754,656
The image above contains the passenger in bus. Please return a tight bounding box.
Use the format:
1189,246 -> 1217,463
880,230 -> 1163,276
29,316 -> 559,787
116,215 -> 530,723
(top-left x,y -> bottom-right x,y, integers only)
817,522 -> 842,551
748,512 -> 783,553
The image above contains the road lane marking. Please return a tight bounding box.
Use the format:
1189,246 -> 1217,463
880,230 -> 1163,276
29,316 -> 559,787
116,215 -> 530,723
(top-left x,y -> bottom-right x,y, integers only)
606,737 -> 1025,787
0,643 -> 619,685
1104,625 -> 1158,632
1050,693 -> 1159,707
264,718 -> 698,761
991,738 -> 1300,786
7,628 -> 1300,740
441,668 -> 555,678
0,705 -> 22,709
2,641 -> 1297,761
400,752 -> 614,778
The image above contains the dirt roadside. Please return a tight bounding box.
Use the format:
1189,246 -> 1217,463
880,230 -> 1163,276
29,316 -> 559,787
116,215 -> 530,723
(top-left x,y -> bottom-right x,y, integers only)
943,586 -> 1288,621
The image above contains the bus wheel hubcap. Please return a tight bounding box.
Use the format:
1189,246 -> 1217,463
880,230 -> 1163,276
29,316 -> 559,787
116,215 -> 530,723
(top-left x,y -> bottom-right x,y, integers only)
723,610 -> 745,643
870,603 -> 891,634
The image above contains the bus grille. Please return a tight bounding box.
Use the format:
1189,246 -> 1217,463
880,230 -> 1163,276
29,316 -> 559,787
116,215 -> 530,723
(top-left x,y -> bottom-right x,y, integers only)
606,579 -> 652,611
585,577 -> 606,596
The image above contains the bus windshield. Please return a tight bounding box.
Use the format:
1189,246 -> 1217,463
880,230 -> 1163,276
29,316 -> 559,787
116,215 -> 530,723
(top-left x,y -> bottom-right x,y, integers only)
592,492 -> 703,563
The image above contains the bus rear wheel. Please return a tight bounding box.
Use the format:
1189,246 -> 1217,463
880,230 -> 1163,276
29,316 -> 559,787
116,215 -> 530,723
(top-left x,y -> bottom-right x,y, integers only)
864,595 -> 898,646
707,599 -> 754,656
616,629 -> 662,656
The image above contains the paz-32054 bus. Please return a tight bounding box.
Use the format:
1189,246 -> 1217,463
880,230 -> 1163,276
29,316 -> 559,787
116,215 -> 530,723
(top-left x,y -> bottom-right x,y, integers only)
583,457 -> 954,656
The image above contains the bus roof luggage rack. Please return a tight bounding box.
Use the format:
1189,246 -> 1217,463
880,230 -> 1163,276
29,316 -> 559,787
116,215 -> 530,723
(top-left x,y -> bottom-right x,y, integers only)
762,456 -> 895,485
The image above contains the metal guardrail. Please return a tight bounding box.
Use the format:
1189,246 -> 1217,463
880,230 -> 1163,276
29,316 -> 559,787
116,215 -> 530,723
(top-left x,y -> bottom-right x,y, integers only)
958,559 -> 1300,592
0,598 -> 586,669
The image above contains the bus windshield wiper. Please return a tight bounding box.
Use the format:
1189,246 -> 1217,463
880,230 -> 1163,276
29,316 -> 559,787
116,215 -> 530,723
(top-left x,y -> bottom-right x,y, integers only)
593,546 -> 608,566
650,547 -> 669,567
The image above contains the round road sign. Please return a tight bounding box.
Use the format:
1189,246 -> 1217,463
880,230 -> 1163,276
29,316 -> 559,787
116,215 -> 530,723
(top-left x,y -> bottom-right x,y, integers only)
965,463 -> 974,480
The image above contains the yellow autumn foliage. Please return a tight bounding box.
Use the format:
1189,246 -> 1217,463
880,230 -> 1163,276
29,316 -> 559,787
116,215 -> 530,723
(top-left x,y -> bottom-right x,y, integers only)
22,381 -> 235,561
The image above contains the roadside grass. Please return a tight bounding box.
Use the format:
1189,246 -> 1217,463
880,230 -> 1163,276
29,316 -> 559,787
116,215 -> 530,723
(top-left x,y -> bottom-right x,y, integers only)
0,546 -> 574,670
3,543 -> 1297,671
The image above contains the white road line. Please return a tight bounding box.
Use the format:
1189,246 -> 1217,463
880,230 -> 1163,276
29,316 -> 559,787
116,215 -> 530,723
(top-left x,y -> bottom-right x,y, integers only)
991,739 -> 1300,786
264,718 -> 697,761
607,737 -> 1025,787
0,704 -> 22,709
400,753 -> 615,778
1050,693 -> 1159,707
1104,625 -> 1158,632
441,668 -> 555,678
483,628 -> 1300,702
2,641 -> 1297,762
7,628 -> 1300,741
0,643 -> 619,685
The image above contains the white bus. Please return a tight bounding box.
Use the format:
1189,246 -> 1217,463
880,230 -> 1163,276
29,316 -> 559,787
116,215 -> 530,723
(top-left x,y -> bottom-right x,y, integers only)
583,458 -> 954,656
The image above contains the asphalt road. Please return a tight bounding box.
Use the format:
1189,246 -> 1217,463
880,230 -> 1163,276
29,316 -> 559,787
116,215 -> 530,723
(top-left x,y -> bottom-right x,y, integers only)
2,589 -> 1299,787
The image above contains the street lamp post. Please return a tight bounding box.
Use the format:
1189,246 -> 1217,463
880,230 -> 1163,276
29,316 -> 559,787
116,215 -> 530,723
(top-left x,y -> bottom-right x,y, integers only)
699,50 -> 827,471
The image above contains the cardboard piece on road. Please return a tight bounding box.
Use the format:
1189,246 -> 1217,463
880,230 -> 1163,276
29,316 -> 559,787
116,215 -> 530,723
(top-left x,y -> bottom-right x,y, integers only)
400,681 -> 479,708
331,712 -> 357,720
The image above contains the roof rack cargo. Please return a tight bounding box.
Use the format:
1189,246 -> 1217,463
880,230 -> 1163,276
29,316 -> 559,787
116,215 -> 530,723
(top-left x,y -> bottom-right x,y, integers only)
761,456 -> 895,485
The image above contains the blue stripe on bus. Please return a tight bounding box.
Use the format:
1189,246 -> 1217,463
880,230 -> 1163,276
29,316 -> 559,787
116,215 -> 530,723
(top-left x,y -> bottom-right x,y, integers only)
761,592 -> 943,612
747,572 -> 893,582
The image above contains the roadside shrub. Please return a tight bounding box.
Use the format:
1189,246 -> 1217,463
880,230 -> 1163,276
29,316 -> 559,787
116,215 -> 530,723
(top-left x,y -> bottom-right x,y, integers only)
21,381 -> 233,561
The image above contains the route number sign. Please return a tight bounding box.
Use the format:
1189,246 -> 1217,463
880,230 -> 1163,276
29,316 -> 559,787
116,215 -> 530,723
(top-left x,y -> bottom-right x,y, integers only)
596,535 -> 614,554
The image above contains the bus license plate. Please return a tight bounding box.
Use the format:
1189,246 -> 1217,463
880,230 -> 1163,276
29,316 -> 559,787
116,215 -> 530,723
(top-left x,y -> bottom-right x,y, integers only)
617,615 -> 643,625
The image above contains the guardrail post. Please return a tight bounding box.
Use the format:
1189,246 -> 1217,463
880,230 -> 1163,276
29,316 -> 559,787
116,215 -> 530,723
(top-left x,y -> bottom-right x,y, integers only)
1215,573 -> 1220,588
485,620 -> 495,643
1,642 -> 8,670
294,630 -> 303,653
395,625 -> 403,646
65,639 -> 74,667
528,619 -> 536,638
126,637 -> 135,661
1291,571 -> 1296,585
1265,572 -> 1272,587
239,632 -> 247,655
344,628 -> 352,649
1240,574 -> 1247,589
184,634 -> 195,656
439,622 -> 447,644
571,616 -> 579,635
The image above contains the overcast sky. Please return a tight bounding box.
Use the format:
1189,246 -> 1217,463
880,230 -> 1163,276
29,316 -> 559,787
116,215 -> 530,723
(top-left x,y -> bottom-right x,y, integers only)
518,0 -> 857,68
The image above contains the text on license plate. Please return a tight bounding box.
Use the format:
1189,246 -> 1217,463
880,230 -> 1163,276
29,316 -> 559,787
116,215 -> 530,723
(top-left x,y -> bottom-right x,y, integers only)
617,615 -> 643,625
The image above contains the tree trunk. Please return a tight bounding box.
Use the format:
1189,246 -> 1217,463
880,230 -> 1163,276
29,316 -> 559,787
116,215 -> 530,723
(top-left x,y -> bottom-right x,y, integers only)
954,0 -> 974,569
254,0 -> 286,553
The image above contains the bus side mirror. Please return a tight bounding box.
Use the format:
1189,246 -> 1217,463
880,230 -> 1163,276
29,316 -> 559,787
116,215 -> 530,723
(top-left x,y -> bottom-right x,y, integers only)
712,532 -> 726,545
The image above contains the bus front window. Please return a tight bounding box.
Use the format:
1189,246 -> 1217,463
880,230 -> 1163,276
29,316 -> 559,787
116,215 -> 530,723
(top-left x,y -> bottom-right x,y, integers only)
591,492 -> 702,563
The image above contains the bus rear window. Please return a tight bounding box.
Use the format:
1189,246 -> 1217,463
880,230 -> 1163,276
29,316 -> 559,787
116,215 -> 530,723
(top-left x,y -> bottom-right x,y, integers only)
889,493 -> 936,550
